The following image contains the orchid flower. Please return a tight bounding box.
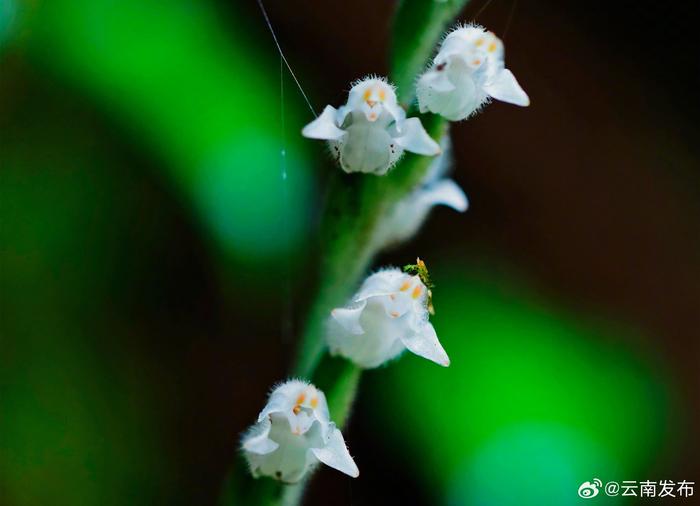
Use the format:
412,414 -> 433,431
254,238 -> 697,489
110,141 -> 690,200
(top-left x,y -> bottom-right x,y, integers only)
373,137 -> 467,250
302,76 -> 441,175
327,262 -> 450,368
242,380 -> 359,483
417,24 -> 529,121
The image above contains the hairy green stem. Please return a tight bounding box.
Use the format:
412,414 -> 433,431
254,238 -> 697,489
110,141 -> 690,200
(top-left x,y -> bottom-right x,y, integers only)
224,1 -> 470,504
292,113 -> 448,379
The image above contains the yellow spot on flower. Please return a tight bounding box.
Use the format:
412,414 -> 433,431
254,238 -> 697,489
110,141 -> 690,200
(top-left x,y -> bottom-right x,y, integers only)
296,393 -> 306,405
363,89 -> 372,101
412,286 -> 422,299
378,88 -> 386,101
400,280 -> 411,291
475,38 -> 484,47
310,397 -> 318,409
488,42 -> 498,53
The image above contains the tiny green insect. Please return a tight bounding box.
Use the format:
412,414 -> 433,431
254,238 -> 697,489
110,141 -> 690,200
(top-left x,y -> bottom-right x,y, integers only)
403,257 -> 435,315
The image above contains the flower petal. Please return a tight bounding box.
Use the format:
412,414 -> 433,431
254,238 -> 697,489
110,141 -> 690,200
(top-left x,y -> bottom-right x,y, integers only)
242,419 -> 278,455
341,121 -> 394,174
354,269 -> 406,301
416,70 -> 457,114
394,117 -> 441,156
418,179 -> 469,212
336,105 -> 352,126
311,425 -> 359,478
302,105 -> 346,140
312,389 -> 330,421
400,322 -> 450,367
257,379 -> 308,422
484,69 -> 530,106
383,99 -> 407,124
330,300 -> 367,335
257,392 -> 291,423
424,70 -> 457,93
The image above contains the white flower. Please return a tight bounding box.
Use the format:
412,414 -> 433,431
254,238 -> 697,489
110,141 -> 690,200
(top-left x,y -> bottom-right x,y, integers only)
242,380 -> 359,483
417,24 -> 529,121
374,137 -> 467,249
327,265 -> 450,368
302,76 -> 441,175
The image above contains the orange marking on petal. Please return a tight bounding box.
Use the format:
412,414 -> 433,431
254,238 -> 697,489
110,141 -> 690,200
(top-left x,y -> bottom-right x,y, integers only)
363,89 -> 371,101
310,397 -> 318,408
378,89 -> 386,101
475,38 -> 484,47
390,311 -> 399,318
400,281 -> 411,291
293,405 -> 301,415
296,393 -> 306,405
488,42 -> 497,53
412,286 -> 422,299
473,59 -> 481,66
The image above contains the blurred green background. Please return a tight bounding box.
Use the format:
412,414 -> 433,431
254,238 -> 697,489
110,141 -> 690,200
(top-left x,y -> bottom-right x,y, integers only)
1,1 -> 698,505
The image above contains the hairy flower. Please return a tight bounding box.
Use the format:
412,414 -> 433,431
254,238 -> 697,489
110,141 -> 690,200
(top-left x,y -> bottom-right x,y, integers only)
302,76 -> 441,175
417,24 -> 529,121
327,266 -> 450,368
374,137 -> 467,250
242,380 -> 359,483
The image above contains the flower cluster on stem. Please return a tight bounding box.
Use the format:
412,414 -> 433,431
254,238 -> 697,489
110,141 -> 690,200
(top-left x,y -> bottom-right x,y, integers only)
238,19 -> 529,498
